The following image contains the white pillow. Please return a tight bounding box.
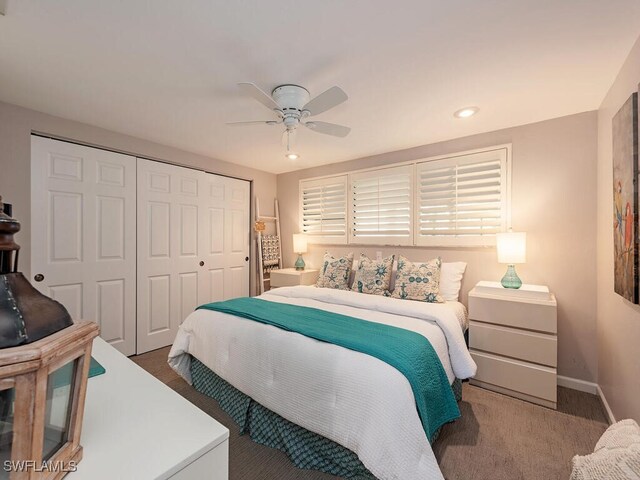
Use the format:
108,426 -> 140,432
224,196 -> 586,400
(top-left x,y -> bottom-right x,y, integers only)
389,260 -> 398,291
439,262 -> 467,301
348,259 -> 359,288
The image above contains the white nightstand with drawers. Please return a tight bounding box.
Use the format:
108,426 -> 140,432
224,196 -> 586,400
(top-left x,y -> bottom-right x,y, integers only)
468,281 -> 558,409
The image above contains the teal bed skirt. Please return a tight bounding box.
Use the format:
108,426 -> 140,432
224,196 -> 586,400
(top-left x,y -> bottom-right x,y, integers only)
190,356 -> 462,480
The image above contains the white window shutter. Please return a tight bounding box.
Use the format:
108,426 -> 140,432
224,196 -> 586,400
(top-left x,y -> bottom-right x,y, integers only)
415,148 -> 508,246
299,175 -> 348,244
350,165 -> 413,245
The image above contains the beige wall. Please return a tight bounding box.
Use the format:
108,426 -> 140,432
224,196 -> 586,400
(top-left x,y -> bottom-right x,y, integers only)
278,111 -> 598,382
0,101 -> 277,296
597,35 -> 640,421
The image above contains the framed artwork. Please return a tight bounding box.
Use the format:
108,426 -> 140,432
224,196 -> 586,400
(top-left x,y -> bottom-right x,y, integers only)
612,91 -> 639,303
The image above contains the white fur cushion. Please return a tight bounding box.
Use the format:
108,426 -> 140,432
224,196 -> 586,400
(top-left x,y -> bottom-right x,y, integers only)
570,419 -> 640,480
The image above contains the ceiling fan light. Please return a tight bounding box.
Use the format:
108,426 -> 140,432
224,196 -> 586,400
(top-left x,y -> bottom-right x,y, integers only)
286,153 -> 299,161
454,106 -> 479,118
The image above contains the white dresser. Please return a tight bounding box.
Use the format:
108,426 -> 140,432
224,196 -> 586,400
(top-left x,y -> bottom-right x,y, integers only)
468,281 -> 558,409
68,338 -> 229,480
269,268 -> 319,287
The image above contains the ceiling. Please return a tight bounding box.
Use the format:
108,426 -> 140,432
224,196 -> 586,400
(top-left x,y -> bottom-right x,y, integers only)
1,1 -> 639,174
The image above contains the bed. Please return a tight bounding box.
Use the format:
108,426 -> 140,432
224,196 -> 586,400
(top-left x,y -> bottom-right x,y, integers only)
169,285 -> 477,480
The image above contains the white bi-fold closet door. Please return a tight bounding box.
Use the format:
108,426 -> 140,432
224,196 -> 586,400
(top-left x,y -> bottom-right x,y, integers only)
31,136 -> 138,355
31,137 -> 250,356
137,158 -> 250,353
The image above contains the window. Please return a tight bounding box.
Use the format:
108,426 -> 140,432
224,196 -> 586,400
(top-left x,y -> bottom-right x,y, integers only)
350,165 -> 413,245
299,145 -> 510,247
415,148 -> 508,246
299,175 -> 348,243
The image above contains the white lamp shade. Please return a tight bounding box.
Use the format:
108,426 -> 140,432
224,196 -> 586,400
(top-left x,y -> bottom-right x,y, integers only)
293,234 -> 308,254
496,231 -> 526,264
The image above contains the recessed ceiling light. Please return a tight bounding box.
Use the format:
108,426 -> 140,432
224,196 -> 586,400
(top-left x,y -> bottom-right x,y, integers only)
454,107 -> 479,118
286,153 -> 299,161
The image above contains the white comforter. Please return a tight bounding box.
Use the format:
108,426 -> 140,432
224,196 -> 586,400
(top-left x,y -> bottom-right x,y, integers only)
168,286 -> 477,480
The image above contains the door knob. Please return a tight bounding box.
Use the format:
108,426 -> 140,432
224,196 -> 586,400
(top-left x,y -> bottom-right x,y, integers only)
199,261 -> 204,267
34,274 -> 44,282
245,257 -> 249,262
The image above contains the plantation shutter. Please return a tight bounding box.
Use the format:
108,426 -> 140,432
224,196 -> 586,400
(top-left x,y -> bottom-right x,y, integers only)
416,148 -> 508,246
299,175 -> 347,243
350,165 -> 413,245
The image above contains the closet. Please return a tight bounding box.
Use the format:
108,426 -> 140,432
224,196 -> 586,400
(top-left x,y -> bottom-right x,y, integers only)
30,136 -> 250,355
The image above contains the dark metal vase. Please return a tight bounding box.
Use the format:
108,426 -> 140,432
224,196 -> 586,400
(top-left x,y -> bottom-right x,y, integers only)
0,272 -> 73,348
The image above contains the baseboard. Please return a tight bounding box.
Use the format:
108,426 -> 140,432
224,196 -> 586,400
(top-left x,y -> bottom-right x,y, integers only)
597,385 -> 616,425
557,375 -> 598,395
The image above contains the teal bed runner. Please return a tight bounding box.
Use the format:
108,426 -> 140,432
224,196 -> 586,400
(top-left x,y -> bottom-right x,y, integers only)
197,297 -> 460,441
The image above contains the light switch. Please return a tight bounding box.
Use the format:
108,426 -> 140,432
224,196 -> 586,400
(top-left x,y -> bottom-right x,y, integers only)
376,251 -> 382,261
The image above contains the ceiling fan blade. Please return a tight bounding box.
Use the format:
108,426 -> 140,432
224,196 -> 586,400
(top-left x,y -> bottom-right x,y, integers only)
302,86 -> 348,116
238,82 -> 280,111
304,121 -> 351,137
226,120 -> 280,126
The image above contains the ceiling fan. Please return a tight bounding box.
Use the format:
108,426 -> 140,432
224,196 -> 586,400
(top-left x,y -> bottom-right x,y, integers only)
228,83 -> 351,152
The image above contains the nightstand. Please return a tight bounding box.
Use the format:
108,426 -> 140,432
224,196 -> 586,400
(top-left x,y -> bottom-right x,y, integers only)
269,268 -> 319,288
468,281 -> 558,409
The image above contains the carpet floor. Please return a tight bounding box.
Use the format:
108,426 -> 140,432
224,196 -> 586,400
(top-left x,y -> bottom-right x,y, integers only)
131,347 -> 608,480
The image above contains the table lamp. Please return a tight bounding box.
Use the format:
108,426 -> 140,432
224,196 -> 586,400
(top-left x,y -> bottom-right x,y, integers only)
496,230 -> 526,289
293,234 -> 308,271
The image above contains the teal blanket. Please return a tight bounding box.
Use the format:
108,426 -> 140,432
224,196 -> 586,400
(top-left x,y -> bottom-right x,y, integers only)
197,297 -> 460,441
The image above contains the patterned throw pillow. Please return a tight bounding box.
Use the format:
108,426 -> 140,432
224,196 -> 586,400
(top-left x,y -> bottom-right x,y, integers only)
351,254 -> 395,296
315,252 -> 354,290
391,255 -> 444,303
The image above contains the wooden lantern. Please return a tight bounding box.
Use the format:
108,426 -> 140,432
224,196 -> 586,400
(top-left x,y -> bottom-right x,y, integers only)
0,321 -> 98,479
0,197 -> 98,478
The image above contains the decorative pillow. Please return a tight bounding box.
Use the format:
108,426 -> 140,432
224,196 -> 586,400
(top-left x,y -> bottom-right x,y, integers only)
351,254 -> 395,296
315,252 -> 354,290
570,419 -> 640,480
391,256 -> 444,303
439,262 -> 468,301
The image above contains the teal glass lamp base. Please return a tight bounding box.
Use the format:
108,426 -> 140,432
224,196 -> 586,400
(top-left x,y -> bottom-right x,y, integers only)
501,264 -> 522,289
295,254 -> 305,271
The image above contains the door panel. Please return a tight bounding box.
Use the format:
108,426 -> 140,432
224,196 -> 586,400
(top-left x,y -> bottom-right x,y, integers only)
229,266 -> 247,298
180,205 -> 198,256
49,283 -> 83,321
179,272 -> 199,321
137,160 -> 202,353
202,175 -> 250,300
97,195 -> 125,260
137,160 -> 250,353
97,278 -> 126,343
208,208 -> 224,254
148,275 -> 171,333
32,138 -> 250,356
208,269 -> 225,302
31,136 -> 137,355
